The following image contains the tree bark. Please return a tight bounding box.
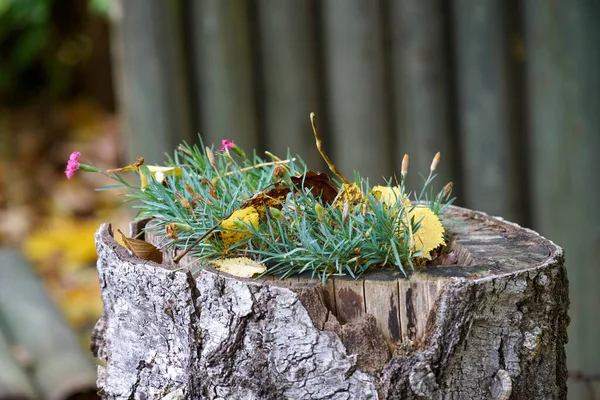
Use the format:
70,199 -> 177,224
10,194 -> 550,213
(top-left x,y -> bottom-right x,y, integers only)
92,206 -> 568,399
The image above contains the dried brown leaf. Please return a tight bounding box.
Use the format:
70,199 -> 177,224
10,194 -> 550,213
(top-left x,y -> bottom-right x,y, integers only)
116,229 -> 163,264
290,171 -> 339,204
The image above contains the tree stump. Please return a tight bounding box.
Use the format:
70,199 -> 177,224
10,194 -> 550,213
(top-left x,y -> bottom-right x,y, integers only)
92,206 -> 568,399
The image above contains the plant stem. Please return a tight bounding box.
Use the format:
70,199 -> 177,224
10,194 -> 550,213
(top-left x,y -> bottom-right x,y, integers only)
222,158 -> 295,177
310,112 -> 349,185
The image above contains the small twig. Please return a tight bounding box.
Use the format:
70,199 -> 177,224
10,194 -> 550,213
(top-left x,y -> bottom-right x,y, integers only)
264,151 -> 283,162
310,112 -> 349,185
173,223 -> 221,264
401,210 -> 414,259
222,159 -> 295,177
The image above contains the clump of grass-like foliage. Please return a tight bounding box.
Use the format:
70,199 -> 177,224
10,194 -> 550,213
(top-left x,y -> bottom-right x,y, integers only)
73,115 -> 455,282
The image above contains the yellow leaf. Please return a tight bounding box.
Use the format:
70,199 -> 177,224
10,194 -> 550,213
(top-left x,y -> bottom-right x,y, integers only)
140,166 -> 183,191
409,206 -> 445,260
370,185 -> 410,207
220,207 -> 260,248
332,183 -> 362,209
211,257 -> 266,278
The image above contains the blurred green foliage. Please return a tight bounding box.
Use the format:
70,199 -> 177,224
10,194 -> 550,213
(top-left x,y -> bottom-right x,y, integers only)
0,0 -> 109,103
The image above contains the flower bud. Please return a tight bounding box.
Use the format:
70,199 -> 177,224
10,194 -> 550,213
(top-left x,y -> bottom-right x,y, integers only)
430,152 -> 441,173
442,182 -> 453,199
315,203 -> 324,221
401,154 -> 410,177
174,223 -> 193,232
273,164 -> 286,179
206,146 -> 217,169
232,145 -> 247,160
341,201 -> 349,224
269,207 -> 283,220
134,156 -> 145,168
166,223 -> 179,240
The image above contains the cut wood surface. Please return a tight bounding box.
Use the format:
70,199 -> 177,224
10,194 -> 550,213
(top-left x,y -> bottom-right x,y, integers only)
94,205 -> 568,399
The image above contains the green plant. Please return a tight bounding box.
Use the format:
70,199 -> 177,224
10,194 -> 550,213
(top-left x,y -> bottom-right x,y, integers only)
66,115 -> 455,282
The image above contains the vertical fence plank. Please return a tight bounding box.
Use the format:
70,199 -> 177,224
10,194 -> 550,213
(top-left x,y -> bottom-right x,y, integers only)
525,0 -> 600,397
256,0 -> 325,170
112,0 -> 192,163
321,0 -> 392,183
389,0 -> 457,194
189,0 -> 259,152
452,0 -> 523,222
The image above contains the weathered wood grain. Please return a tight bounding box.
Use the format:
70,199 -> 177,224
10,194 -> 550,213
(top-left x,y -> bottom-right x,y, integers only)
332,275 -> 365,324
363,269 -> 402,350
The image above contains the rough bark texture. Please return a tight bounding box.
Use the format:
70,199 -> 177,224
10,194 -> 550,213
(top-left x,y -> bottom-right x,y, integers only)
92,206 -> 568,399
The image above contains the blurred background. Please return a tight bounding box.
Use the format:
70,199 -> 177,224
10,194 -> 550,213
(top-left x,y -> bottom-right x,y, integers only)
0,0 -> 598,398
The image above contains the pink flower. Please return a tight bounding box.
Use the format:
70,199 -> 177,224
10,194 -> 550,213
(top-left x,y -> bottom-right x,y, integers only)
65,151 -> 81,179
221,139 -> 235,151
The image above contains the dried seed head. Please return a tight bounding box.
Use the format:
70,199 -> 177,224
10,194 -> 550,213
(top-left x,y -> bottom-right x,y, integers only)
166,223 -> 179,240
273,164 -> 286,179
430,152 -> 441,173
185,183 -> 196,196
442,182 -> 453,199
341,201 -> 349,224
401,154 -> 410,177
175,191 -> 192,211
206,146 -> 216,169
134,157 -> 145,168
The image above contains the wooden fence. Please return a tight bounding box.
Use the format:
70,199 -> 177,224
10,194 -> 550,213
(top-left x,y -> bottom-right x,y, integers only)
110,0 -> 600,397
